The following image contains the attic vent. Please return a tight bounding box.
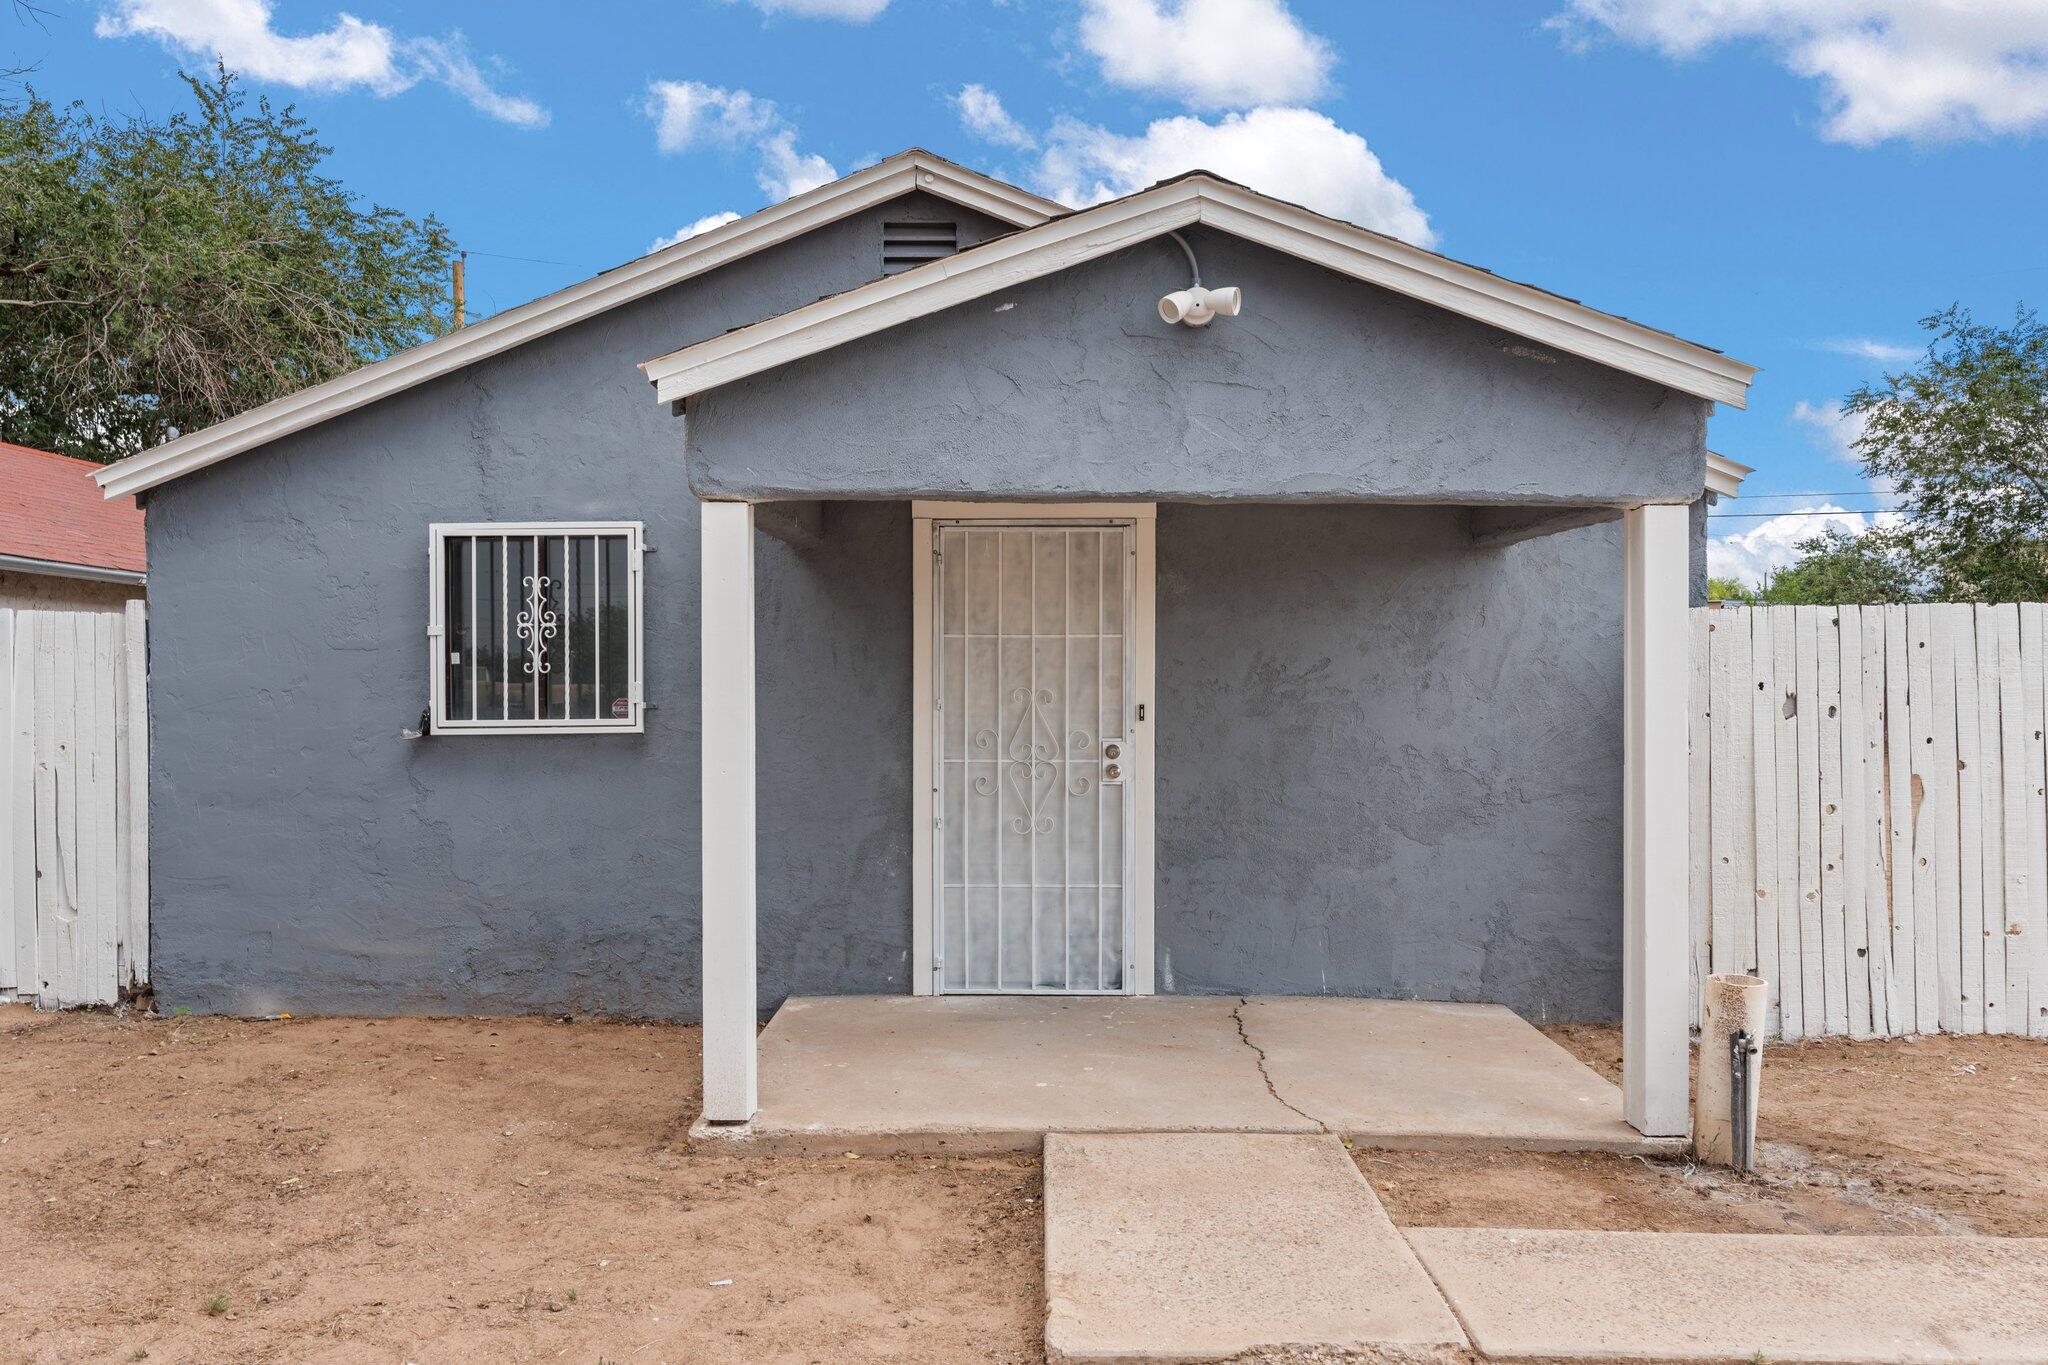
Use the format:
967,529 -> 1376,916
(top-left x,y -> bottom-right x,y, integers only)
882,221 -> 958,275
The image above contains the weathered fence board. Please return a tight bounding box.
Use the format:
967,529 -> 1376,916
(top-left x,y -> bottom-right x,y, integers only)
0,607 -> 148,1008
1693,603 -> 2048,1040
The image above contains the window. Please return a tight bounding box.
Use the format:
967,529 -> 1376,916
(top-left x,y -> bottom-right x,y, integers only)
429,522 -> 644,734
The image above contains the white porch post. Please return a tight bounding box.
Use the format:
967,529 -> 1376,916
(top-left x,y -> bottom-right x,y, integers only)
1622,501 -> 1691,1137
700,499 -> 758,1123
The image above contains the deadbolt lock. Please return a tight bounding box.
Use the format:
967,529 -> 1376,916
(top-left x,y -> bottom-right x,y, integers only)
1102,738 -> 1126,784
1103,741 -> 1122,760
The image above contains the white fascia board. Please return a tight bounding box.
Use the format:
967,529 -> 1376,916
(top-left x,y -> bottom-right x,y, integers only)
643,177 -> 1758,411
1194,188 -> 1757,410
1705,450 -> 1753,498
94,153 -> 1060,501
647,187 -> 1204,403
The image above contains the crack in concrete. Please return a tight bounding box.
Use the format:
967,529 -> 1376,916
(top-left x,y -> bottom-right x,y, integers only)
1231,997 -> 1329,1133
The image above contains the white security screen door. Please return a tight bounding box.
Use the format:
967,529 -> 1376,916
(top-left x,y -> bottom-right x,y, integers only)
934,522 -> 1136,993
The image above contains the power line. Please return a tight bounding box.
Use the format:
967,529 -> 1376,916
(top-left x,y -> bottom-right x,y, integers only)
1730,490 -> 1894,501
1708,509 -> 1900,521
462,247 -> 576,268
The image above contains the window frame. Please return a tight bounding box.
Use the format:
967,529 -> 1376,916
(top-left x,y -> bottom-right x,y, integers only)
427,520 -> 647,736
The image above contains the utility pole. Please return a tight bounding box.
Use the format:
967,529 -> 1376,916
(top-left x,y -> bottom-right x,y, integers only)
452,251 -> 467,329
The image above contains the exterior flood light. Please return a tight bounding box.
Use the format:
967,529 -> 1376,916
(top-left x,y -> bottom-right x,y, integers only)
1157,230 -> 1241,328
1158,285 -> 1242,328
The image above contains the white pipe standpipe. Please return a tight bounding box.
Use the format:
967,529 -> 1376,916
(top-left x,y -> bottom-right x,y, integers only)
1695,972 -> 1766,1169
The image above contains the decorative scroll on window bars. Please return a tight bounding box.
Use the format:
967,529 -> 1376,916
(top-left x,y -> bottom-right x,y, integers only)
442,532 -> 632,723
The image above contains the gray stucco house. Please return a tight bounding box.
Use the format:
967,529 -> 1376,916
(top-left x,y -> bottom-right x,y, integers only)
97,151 -> 1754,1137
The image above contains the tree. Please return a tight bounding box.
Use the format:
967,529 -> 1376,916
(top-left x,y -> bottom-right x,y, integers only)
1706,576 -> 1756,603
1754,527 -> 1923,605
1,68 -> 453,462
1843,305 -> 2048,601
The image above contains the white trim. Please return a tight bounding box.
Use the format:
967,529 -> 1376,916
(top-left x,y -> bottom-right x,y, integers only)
1705,451 -> 1753,499
911,504 -> 1158,996
645,176 -> 1757,410
427,520 -> 645,736
1622,502 -> 1692,1137
913,500 -> 1158,521
700,501 -> 758,1122
93,152 -> 1060,501
910,514 -> 936,996
0,553 -> 146,587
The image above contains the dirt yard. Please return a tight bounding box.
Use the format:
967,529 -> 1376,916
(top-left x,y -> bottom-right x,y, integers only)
2,1008 -> 2045,1363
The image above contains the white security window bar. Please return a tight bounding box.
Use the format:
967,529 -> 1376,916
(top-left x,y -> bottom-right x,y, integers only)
428,522 -> 645,735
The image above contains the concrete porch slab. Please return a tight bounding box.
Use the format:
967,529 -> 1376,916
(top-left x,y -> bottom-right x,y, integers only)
697,995 -> 1675,1156
1044,1133 -> 1468,1363
1405,1228 -> 2048,1364
1243,997 -> 1657,1153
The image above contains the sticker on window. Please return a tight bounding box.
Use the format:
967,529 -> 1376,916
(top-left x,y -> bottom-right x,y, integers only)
611,698 -> 631,719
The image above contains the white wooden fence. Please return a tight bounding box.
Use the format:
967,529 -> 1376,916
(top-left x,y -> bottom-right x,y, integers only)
0,605 -> 149,1007
1690,603 -> 2048,1041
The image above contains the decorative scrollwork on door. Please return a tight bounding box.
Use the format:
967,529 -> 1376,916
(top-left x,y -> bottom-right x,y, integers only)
995,687 -> 1059,832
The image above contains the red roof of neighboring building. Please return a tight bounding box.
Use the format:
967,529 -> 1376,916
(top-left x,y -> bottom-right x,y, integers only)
0,441 -> 147,576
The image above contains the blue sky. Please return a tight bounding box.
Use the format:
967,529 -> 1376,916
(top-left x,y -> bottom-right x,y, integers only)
19,0 -> 2048,580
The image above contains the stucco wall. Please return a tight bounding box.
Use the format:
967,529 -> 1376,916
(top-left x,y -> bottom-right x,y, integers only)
140,195 -> 1000,1017
141,203 -> 1711,1021
1155,504 -> 1624,1018
686,226 -> 1711,506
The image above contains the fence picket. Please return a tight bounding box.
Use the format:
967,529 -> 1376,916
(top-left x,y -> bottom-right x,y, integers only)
1817,611 -> 1851,1033
1749,609 -> 1784,1036
2022,604 -> 2048,1039
1837,607 -> 1873,1038
1695,603 -> 2048,1042
1858,608 -> 1898,1034
1771,607 -> 1806,1038
0,607 -> 149,1007
1690,608 -> 1713,1021
1954,609 -> 1987,1033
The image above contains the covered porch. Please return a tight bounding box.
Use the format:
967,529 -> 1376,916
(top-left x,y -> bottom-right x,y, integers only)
690,993 -> 1679,1155
697,496 -> 1696,1143
655,176 -> 1755,1147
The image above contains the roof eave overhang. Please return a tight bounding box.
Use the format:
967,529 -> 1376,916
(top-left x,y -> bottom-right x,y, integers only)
94,152 -> 1061,501
0,551 -> 147,585
1705,450 -> 1754,498
643,177 -> 1758,412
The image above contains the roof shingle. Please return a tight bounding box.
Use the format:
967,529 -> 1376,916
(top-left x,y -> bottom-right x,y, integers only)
0,442 -> 147,575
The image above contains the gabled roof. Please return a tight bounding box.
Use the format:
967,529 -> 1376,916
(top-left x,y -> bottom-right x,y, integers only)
641,171 -> 1758,410
1,442 -> 146,580
95,151 -> 1061,500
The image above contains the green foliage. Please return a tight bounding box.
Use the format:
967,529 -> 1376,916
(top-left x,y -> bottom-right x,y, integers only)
1842,305 -> 2048,602
0,68 -> 453,462
1706,576 -> 1757,603
1754,527 -> 1924,605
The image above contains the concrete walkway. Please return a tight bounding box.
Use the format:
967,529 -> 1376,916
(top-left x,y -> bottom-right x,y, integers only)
1406,1228 -> 2048,1364
1044,1132 -> 1467,1363
709,995 -> 1665,1155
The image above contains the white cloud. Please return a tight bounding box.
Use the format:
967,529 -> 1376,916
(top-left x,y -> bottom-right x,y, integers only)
1078,0 -> 1334,109
644,81 -> 838,202
1036,107 -> 1434,247
1552,1 -> 2048,143
1709,504 -> 1880,586
95,0 -> 547,127
1789,397 -> 1867,463
732,0 -> 890,18
649,211 -> 743,253
1817,337 -> 1919,362
953,84 -> 1037,151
